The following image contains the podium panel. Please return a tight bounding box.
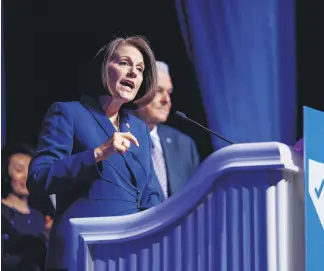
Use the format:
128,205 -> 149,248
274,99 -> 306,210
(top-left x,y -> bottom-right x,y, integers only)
304,106 -> 324,271
69,142 -> 304,271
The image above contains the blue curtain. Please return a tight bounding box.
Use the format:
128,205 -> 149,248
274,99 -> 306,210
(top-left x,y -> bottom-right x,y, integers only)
176,0 -> 296,149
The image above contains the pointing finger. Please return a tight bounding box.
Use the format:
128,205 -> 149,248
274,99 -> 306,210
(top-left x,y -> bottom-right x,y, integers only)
120,132 -> 139,147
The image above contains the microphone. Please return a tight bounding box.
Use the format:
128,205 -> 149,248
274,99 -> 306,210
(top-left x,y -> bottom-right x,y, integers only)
174,111 -> 234,145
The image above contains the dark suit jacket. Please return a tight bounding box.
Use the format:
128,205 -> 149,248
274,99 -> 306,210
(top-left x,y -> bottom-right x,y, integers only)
27,95 -> 163,269
157,124 -> 200,196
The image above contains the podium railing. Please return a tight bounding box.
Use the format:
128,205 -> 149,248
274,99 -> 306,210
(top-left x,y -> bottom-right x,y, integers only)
69,142 -> 304,271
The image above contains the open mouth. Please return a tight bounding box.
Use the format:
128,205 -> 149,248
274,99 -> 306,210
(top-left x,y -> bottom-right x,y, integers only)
120,80 -> 135,89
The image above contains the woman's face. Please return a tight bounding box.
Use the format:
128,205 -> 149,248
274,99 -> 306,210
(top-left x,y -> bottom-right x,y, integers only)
106,45 -> 145,103
8,153 -> 31,196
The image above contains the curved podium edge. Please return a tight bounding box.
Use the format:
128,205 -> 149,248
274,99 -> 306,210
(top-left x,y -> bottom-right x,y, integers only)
69,142 -> 302,243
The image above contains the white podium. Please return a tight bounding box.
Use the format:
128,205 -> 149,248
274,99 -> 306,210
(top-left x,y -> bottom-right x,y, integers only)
69,142 -> 305,271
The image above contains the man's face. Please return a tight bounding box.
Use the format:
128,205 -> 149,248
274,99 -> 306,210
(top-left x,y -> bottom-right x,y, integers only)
137,70 -> 173,128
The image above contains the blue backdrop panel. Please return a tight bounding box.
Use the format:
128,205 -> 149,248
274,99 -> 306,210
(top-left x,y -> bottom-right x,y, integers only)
304,106 -> 324,271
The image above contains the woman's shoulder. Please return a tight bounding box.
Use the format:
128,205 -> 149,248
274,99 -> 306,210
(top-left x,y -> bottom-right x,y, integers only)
1,202 -> 45,233
44,100 -> 89,121
47,100 -> 83,112
1,201 -> 44,219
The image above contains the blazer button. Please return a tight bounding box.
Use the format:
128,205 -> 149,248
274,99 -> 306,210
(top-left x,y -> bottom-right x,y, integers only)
136,190 -> 140,195
137,204 -> 140,209
136,198 -> 139,202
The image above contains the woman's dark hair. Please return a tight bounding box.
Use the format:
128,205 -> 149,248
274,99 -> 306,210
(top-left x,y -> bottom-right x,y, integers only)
1,142 -> 35,197
81,35 -> 157,110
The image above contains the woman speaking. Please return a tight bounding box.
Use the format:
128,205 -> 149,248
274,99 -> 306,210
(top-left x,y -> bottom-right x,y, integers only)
27,35 -> 163,270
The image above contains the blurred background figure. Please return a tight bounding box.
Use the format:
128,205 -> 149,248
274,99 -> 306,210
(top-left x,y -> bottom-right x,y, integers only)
136,61 -> 200,199
1,143 -> 50,271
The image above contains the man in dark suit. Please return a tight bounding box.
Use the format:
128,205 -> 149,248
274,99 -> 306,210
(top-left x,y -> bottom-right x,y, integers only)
136,61 -> 200,199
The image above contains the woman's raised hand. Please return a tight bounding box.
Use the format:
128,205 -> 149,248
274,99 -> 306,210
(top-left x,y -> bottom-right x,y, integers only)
94,132 -> 139,162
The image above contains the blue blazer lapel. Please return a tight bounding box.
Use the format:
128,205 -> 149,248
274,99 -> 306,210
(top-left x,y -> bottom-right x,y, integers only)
119,113 -> 148,187
80,95 -> 146,190
80,95 -> 116,138
80,95 -> 137,190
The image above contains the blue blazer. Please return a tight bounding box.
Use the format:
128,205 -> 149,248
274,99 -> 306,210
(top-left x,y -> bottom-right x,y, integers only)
27,95 -> 163,269
157,124 -> 200,196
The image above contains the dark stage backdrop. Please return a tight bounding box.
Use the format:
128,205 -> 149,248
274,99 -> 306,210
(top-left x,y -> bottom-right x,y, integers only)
295,0 -> 324,137
2,0 -> 324,160
3,0 -> 214,160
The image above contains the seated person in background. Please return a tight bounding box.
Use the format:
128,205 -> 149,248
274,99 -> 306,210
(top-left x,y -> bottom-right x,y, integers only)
136,61 -> 200,200
1,143 -> 47,271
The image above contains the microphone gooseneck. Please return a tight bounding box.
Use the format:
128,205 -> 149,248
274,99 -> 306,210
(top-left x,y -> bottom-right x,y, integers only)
174,111 -> 234,145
